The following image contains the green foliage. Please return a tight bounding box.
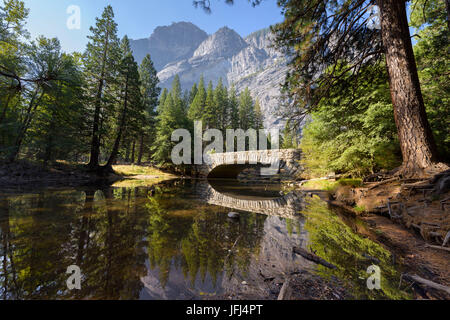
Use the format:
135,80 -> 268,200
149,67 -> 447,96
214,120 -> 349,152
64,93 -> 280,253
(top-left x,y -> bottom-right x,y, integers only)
152,75 -> 190,166
238,87 -> 255,130
0,4 -> 161,166
83,5 -> 121,167
136,54 -> 160,163
203,81 -> 217,128
300,64 -> 401,178
411,0 -> 450,159
104,36 -> 144,167
187,75 -> 206,121
281,119 -> 298,149
299,1 -> 449,177
213,78 -> 229,131
227,85 -> 240,129
253,99 -> 264,130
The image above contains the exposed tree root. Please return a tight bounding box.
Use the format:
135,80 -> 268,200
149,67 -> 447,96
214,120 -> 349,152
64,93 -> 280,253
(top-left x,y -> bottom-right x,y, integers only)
393,163 -> 450,180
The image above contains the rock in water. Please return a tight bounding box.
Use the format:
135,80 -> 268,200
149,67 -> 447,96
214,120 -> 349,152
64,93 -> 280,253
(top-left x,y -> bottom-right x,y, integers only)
228,212 -> 240,219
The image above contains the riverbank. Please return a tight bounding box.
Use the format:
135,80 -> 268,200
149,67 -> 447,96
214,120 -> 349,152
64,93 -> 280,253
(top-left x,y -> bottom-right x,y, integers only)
0,160 -> 177,189
297,174 -> 450,298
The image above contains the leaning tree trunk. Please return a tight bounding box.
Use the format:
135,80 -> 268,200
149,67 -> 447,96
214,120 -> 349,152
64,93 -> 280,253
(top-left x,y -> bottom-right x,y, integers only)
377,0 -> 444,177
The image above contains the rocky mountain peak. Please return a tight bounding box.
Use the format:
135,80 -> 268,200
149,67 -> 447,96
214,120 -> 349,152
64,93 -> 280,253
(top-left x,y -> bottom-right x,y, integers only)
130,21 -> 208,70
192,26 -> 248,59
131,22 -> 288,129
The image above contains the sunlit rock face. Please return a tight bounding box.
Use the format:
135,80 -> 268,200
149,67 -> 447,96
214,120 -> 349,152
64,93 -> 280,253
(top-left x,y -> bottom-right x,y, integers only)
193,27 -> 248,59
130,22 -> 208,70
130,23 -> 289,129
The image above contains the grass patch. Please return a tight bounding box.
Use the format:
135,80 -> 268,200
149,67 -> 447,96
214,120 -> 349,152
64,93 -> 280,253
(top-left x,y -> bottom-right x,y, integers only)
353,205 -> 366,213
112,177 -> 176,188
301,178 -> 363,192
338,178 -> 363,187
301,179 -> 338,191
112,165 -> 172,177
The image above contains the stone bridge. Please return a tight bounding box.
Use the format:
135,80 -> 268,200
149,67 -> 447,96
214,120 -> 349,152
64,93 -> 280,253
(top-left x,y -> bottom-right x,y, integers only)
198,183 -> 305,219
195,149 -> 302,180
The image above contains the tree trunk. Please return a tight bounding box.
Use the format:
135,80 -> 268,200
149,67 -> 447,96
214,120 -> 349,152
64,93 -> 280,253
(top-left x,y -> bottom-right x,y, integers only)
125,141 -> 130,163
8,89 -> 43,162
131,140 -> 136,164
0,91 -> 13,125
137,134 -> 144,165
88,79 -> 104,170
377,0 -> 443,177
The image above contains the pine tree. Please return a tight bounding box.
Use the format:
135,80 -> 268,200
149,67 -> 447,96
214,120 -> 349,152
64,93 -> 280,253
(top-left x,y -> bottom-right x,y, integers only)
254,98 -> 264,130
84,5 -> 121,170
227,85 -> 239,129
238,87 -> 255,130
137,54 -> 160,164
281,119 -> 298,149
103,36 -> 142,170
189,83 -> 198,105
152,76 -> 189,166
187,75 -> 206,121
158,88 -> 168,113
30,52 -> 88,165
203,81 -> 216,128
214,78 -> 228,131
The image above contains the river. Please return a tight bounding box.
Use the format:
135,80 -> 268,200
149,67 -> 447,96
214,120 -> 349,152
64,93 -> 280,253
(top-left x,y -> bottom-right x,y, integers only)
0,178 -> 412,299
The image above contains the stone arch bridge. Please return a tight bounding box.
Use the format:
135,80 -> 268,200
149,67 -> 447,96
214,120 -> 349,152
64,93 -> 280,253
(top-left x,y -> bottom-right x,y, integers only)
195,149 -> 302,180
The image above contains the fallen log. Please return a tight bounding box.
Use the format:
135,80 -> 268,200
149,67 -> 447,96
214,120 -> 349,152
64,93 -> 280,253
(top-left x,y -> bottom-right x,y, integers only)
293,247 -> 337,269
402,273 -> 450,295
424,244 -> 450,253
368,178 -> 398,190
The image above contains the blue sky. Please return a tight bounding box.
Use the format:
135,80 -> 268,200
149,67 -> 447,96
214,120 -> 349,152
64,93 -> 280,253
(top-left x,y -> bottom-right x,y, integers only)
22,0 -> 284,53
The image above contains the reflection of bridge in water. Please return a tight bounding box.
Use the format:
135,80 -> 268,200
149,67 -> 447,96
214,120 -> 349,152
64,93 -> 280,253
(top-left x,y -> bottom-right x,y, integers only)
196,182 -> 305,219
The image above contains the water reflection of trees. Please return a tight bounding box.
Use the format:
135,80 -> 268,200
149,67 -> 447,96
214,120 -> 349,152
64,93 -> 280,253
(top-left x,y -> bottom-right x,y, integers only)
0,180 -> 266,299
301,196 -> 411,300
145,181 -> 266,289
0,188 -> 148,299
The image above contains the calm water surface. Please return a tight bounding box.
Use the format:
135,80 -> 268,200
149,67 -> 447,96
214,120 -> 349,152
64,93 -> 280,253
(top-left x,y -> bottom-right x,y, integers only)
0,179 -> 411,299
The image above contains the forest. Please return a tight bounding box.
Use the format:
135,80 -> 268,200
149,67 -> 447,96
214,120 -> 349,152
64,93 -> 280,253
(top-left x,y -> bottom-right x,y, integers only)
0,2 -> 264,175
